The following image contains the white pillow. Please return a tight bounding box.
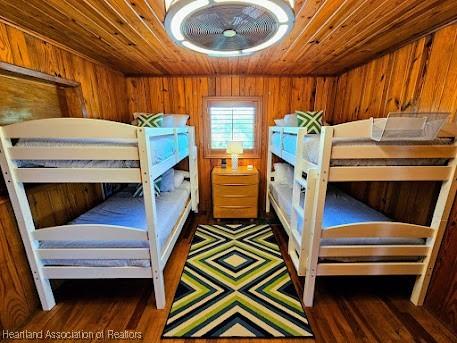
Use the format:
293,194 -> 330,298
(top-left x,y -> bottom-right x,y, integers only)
159,169 -> 175,192
274,163 -> 294,186
174,169 -> 189,188
274,119 -> 287,127
284,114 -> 297,127
162,114 -> 189,127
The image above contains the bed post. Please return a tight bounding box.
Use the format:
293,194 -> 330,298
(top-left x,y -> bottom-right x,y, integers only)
303,126 -> 334,307
298,169 -> 318,276
0,129 -> 56,310
289,128 -> 307,272
266,127 -> 273,213
290,128 -> 307,234
137,127 -> 166,309
410,148 -> 457,305
188,127 -> 199,213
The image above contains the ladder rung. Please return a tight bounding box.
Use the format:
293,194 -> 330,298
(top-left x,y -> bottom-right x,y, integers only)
303,160 -> 318,171
295,177 -> 307,188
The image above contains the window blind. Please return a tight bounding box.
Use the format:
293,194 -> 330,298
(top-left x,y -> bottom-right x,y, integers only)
209,105 -> 256,150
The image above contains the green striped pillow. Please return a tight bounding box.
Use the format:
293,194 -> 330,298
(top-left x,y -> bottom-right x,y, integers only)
154,177 -> 162,197
296,110 -> 323,134
136,113 -> 164,128
133,176 -> 162,198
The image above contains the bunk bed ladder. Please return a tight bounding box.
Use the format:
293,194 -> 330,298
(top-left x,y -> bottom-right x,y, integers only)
289,128 -> 304,264
266,128 -> 273,213
289,128 -> 316,276
188,127 -> 199,212
303,126 -> 334,307
0,129 -> 56,310
411,146 -> 457,305
266,127 -> 282,214
137,128 -> 166,309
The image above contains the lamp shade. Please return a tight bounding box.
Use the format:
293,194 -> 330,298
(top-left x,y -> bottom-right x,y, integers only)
226,141 -> 244,155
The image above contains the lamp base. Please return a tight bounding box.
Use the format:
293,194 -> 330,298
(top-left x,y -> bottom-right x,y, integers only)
231,154 -> 239,170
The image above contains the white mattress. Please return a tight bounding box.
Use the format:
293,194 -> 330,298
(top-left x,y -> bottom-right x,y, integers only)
40,181 -> 191,268
271,132 -> 449,166
15,133 -> 189,168
269,182 -> 423,246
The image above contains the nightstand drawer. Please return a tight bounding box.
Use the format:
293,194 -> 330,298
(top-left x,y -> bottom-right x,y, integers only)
213,173 -> 258,186
213,184 -> 258,198
213,196 -> 257,207
214,206 -> 257,219
212,166 -> 259,219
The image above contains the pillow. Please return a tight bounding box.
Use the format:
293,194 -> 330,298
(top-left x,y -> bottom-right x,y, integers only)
133,176 -> 162,198
274,163 -> 294,186
135,112 -> 164,128
174,169 -> 188,188
296,110 -> 323,134
159,169 -> 175,192
274,119 -> 287,127
154,177 -> 162,196
284,114 -> 297,127
285,164 -> 294,186
162,114 -> 189,128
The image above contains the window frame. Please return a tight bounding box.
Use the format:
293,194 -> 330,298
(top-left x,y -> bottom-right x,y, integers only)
202,96 -> 262,159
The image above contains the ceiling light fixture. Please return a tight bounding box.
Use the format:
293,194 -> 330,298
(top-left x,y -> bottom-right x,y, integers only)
165,0 -> 295,57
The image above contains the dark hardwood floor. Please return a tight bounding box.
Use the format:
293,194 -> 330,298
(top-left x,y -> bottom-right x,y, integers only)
4,214 -> 456,343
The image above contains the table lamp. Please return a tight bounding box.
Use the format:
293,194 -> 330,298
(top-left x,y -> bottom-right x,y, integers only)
226,141 -> 243,170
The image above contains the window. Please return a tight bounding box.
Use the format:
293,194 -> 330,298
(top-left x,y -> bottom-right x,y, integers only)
203,97 -> 262,158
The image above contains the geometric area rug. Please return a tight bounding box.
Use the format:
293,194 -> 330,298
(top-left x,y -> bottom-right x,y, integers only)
162,224 -> 314,338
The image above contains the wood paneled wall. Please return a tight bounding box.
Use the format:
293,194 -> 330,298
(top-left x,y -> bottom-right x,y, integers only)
0,21 -> 129,122
332,22 -> 457,333
0,75 -> 64,125
0,21 -> 128,330
0,198 -> 38,331
0,185 -> 102,330
126,76 -> 337,212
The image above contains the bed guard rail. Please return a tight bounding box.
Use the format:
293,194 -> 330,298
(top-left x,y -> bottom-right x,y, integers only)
0,118 -> 195,183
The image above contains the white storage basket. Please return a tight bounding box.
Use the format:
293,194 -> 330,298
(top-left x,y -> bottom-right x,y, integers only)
371,112 -> 449,142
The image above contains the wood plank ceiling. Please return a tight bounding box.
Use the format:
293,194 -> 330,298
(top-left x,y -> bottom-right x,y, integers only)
0,0 -> 456,76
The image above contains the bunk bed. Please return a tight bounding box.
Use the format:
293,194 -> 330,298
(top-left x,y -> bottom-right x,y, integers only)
266,117 -> 457,307
0,118 -> 199,311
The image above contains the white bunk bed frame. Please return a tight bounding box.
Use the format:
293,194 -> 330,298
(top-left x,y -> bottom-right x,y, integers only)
266,119 -> 457,307
0,118 -> 199,311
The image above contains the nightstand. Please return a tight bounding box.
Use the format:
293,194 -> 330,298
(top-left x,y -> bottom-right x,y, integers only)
212,166 -> 259,219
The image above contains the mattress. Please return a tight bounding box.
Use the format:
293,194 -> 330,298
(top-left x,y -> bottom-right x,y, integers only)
269,182 -> 424,246
40,181 -> 191,267
15,133 -> 189,168
271,132 -> 450,166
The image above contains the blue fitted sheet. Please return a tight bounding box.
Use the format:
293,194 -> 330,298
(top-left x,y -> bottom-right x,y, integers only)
40,181 -> 191,267
269,182 -> 423,246
16,133 -> 189,168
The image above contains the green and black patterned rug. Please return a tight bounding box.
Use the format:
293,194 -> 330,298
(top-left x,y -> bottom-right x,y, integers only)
162,224 -> 314,338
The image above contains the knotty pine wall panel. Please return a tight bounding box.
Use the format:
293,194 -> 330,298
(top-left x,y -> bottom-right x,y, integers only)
0,198 -> 38,331
126,76 -> 337,213
0,21 -> 129,122
0,21 -> 126,330
0,184 -> 102,331
332,22 -> 457,333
